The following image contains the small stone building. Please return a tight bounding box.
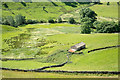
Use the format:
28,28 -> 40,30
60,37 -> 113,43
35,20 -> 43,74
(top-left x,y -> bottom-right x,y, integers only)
69,42 -> 86,53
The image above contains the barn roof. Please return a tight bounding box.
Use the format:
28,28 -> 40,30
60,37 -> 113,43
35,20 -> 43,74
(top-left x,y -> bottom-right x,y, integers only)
71,42 -> 86,49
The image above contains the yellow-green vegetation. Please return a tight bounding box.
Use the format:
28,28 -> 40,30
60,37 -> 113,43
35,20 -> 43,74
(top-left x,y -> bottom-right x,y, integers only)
2,60 -> 57,69
89,2 -> 118,18
1,2 -> 119,78
61,2 -> 118,22
46,48 -> 118,71
2,2 -> 88,21
2,23 -> 118,72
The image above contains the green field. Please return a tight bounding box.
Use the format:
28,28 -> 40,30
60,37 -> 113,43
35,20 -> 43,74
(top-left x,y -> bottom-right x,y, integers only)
1,2 -> 119,78
2,2 -> 88,21
61,2 -> 118,22
2,23 -> 118,72
90,2 -> 118,18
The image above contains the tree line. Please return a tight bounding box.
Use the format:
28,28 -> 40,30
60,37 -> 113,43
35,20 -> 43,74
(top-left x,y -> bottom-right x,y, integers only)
1,7 -> 120,33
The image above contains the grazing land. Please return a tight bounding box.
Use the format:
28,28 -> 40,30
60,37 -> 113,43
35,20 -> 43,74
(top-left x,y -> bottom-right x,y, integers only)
1,2 -> 119,78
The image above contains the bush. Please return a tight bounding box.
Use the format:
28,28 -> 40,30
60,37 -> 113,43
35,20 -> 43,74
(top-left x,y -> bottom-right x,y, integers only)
80,17 -> 93,34
68,17 -> 76,24
107,2 -> 110,5
21,2 -> 26,7
39,20 -> 47,23
80,22 -> 91,34
2,17 -> 9,25
6,16 -> 15,27
2,3 -> 8,8
117,2 -> 119,5
48,19 -> 55,23
93,21 -> 120,33
15,14 -> 26,26
26,19 -> 38,24
58,17 -> 62,23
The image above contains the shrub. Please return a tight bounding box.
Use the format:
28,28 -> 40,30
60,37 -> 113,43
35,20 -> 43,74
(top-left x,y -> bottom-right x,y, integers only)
80,21 -> 92,34
39,20 -> 47,23
107,2 -> 110,5
21,2 -> 26,7
15,14 -> 26,26
48,19 -> 55,23
68,17 -> 76,24
6,16 -> 15,27
2,3 -> 8,8
117,2 -> 119,5
93,21 -> 120,33
58,17 -> 62,23
26,19 -> 38,24
2,17 -> 9,25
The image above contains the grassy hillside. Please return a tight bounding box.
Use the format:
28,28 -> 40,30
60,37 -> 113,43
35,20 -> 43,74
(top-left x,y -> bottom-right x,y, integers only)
46,48 -> 118,71
60,2 -> 118,22
2,2 -> 88,21
89,2 -> 118,21
1,2 -> 119,78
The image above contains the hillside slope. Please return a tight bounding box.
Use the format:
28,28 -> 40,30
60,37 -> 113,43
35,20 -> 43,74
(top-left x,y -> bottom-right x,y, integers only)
2,2 -> 89,21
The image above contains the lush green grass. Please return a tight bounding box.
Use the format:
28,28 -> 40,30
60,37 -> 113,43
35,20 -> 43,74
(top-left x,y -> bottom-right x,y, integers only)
2,23 -> 118,73
89,2 -> 118,18
1,2 -> 119,77
2,23 -> 80,57
2,2 -> 87,21
2,60 -> 57,69
47,33 -> 118,51
2,70 -> 117,78
61,2 -> 118,22
46,48 -> 118,71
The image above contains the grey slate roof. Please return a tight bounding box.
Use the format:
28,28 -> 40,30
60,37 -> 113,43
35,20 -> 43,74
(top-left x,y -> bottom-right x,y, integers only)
71,42 -> 86,49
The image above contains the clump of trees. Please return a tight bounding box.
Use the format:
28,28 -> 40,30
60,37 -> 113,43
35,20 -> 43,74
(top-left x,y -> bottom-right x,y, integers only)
79,7 -> 120,34
79,8 -> 97,34
26,19 -> 39,24
2,14 -> 43,27
15,14 -> 26,26
2,14 -> 26,27
93,21 -> 120,33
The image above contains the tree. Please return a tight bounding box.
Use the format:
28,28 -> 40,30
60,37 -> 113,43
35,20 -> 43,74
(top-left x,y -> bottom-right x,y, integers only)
79,8 -> 97,34
93,21 -> 120,33
80,24 -> 91,34
80,17 -> 92,34
6,16 -> 15,27
15,14 -> 26,26
79,8 -> 97,24
69,17 -> 76,24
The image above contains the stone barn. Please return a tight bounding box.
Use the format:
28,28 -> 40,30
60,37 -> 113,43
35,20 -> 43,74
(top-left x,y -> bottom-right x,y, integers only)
68,42 -> 86,53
